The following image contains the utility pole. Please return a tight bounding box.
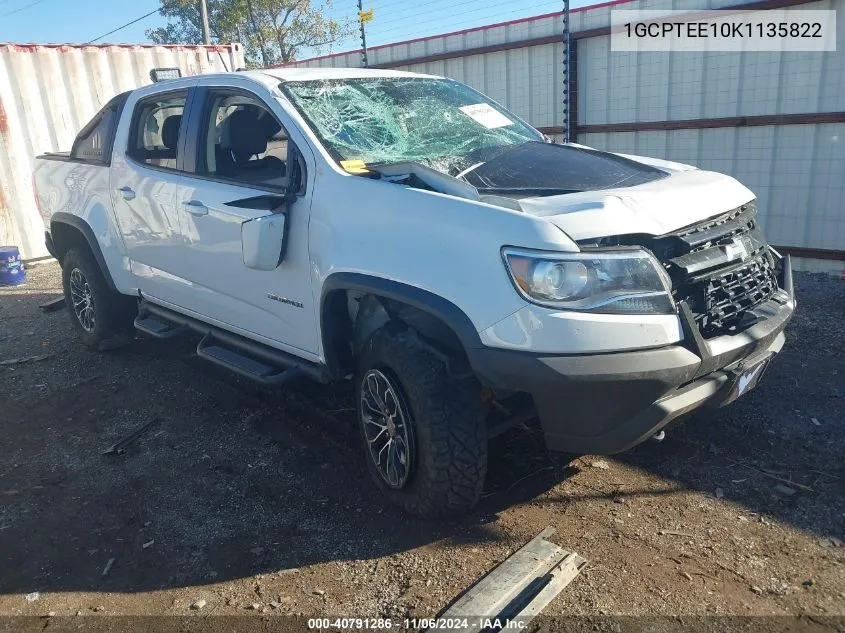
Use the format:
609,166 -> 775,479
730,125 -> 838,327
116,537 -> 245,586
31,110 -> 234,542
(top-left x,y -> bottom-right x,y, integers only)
357,0 -> 369,68
561,0 -> 571,143
200,0 -> 211,45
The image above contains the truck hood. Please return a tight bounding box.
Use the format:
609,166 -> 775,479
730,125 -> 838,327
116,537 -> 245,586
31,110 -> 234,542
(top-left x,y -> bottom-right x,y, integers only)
370,142 -> 755,241
517,167 -> 756,241
456,141 -> 755,240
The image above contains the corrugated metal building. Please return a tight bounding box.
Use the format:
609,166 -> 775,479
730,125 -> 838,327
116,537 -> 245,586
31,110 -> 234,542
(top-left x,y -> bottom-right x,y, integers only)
283,0 -> 845,273
0,43 -> 245,259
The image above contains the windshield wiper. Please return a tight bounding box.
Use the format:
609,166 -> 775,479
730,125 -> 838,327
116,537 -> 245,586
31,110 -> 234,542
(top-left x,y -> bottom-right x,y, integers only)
455,161 -> 485,181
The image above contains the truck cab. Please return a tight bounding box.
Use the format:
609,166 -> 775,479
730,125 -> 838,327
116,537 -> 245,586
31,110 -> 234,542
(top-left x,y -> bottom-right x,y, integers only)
34,68 -> 794,517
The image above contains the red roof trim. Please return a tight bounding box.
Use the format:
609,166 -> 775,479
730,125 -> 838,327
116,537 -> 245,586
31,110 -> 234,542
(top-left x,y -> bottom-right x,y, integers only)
275,0 -> 634,67
0,43 -> 236,51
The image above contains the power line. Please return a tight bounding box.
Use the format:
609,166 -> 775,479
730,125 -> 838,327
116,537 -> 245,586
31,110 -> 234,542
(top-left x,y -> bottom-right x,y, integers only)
1,0 -> 46,18
372,0 -> 551,23
367,0 -> 493,29
365,0 -> 488,27
324,0 -> 556,33
304,0 -> 561,54
85,8 -> 161,44
371,0 -> 561,38
369,0 -> 559,32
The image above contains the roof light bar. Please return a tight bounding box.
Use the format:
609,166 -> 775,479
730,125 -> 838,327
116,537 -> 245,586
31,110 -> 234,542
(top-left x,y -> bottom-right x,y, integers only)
150,67 -> 182,82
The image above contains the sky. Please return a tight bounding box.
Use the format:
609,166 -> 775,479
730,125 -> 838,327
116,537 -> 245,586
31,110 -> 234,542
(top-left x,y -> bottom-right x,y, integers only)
0,0 -> 576,57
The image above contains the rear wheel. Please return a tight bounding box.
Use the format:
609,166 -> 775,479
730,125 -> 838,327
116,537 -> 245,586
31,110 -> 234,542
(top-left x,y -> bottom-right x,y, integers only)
356,325 -> 487,518
62,248 -> 136,350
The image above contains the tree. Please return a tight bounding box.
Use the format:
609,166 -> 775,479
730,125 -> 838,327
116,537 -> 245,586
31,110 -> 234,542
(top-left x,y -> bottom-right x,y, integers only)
146,0 -> 353,67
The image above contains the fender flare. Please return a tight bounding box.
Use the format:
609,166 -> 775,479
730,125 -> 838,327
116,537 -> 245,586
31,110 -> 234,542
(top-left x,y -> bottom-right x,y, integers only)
50,212 -> 117,291
320,272 -> 484,377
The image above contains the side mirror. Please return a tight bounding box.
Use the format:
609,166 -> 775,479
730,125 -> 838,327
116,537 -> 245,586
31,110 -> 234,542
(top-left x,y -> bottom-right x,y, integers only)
241,213 -> 287,270
231,193 -> 295,270
232,146 -> 305,270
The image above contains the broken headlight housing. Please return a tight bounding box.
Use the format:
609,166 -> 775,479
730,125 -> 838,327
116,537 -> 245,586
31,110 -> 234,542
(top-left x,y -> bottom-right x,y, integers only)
502,247 -> 675,314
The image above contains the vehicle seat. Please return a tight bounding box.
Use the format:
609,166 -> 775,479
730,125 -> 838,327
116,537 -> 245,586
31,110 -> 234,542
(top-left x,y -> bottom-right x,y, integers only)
219,109 -> 285,184
161,114 -> 181,151
154,114 -> 181,168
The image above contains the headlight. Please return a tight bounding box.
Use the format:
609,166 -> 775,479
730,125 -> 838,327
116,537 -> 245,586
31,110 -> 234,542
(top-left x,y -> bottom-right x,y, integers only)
503,247 -> 675,314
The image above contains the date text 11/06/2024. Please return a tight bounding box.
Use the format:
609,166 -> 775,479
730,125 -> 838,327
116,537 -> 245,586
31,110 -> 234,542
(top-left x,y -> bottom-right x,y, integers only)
307,617 -> 527,629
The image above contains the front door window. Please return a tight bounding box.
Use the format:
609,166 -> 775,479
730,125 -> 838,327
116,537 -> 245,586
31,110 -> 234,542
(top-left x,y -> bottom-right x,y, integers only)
198,94 -> 289,190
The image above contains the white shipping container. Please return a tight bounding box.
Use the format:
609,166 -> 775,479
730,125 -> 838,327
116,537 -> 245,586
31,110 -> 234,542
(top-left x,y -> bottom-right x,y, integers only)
0,43 -> 245,259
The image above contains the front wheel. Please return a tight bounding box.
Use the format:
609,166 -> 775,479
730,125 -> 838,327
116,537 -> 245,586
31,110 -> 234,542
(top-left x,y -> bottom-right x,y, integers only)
356,325 -> 487,518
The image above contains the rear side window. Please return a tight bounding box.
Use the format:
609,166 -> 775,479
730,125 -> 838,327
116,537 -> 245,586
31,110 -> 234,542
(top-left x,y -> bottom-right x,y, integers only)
127,93 -> 187,170
70,98 -> 124,163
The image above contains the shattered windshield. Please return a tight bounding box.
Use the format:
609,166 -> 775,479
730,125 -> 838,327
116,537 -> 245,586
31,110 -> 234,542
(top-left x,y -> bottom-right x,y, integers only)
283,77 -> 543,174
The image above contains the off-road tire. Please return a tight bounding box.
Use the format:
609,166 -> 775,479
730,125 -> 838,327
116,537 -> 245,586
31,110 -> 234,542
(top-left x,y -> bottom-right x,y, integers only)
62,248 -> 136,351
356,324 -> 487,518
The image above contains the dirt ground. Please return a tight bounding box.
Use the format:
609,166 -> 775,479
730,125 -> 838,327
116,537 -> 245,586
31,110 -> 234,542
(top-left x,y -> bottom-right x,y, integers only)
0,262 -> 843,625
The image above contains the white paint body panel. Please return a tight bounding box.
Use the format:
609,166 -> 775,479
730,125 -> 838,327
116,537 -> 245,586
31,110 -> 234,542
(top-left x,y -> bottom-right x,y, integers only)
160,74 -> 323,357
32,159 -> 136,292
242,214 -> 286,270
108,77 -> 198,304
172,176 -> 319,358
111,160 -> 188,305
308,168 -> 575,338
518,165 -> 756,241
33,69 -> 776,361
479,307 -> 684,353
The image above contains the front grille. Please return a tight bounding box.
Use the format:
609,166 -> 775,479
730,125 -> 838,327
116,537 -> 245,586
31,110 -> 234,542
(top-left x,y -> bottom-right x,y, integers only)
648,202 -> 780,337
678,205 -> 746,241
695,253 -> 779,335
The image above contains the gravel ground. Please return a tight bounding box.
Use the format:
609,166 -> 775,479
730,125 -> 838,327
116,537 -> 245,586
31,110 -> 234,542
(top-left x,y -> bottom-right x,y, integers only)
0,262 -> 843,624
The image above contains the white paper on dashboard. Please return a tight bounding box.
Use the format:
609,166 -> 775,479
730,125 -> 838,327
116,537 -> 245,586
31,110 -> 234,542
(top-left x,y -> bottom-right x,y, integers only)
458,103 -> 513,129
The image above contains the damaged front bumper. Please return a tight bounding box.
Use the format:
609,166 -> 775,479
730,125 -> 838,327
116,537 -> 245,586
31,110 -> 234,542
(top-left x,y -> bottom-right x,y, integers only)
472,258 -> 796,454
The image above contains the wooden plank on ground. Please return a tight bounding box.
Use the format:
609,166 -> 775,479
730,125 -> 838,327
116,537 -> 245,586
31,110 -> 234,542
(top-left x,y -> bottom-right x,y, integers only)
433,526 -> 586,632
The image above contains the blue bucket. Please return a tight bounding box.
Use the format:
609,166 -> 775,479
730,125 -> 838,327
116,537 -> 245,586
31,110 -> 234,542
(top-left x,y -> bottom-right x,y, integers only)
0,246 -> 26,287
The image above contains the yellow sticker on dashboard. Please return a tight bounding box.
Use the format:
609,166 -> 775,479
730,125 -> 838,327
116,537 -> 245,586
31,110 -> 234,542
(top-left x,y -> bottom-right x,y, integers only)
340,159 -> 369,174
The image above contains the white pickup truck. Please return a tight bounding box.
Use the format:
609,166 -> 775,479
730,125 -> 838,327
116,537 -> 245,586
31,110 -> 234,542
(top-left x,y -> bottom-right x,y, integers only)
34,67 -> 795,517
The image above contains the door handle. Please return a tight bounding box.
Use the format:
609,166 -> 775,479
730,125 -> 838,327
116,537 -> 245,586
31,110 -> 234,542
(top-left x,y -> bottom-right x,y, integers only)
183,200 -> 208,217
117,186 -> 135,201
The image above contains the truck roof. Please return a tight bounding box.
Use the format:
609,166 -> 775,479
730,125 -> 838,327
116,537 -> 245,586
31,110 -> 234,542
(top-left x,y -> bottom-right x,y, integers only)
250,67 -> 438,82
139,67 -> 440,96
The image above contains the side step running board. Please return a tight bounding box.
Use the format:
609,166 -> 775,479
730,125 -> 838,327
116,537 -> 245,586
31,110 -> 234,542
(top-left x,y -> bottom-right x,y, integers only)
134,300 -> 330,384
197,333 -> 303,385
432,527 -> 586,632
134,311 -> 188,339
